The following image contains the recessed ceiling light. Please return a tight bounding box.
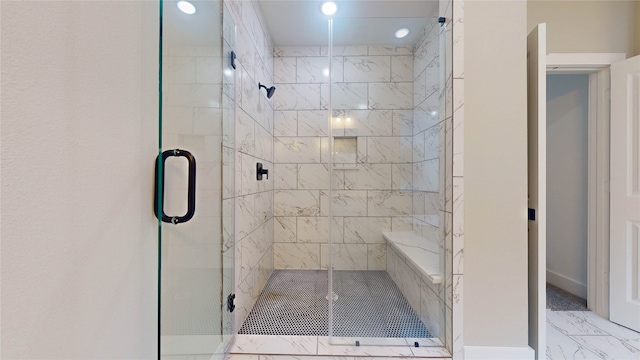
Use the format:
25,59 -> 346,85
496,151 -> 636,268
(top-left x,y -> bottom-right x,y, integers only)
322,2 -> 337,15
395,28 -> 410,39
177,1 -> 196,14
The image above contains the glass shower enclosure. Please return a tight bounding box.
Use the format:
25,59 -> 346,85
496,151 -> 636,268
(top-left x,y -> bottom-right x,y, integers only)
156,0 -> 235,358
326,15 -> 453,349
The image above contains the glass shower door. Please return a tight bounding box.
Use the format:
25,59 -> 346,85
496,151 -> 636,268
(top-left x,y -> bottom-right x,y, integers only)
157,0 -> 235,358
327,15 -> 450,350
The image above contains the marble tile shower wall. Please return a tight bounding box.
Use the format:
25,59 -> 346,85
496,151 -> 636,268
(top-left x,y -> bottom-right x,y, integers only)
272,45 -> 417,271
224,0 -> 275,330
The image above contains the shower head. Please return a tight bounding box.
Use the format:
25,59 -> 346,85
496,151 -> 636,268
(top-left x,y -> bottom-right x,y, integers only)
258,83 -> 276,99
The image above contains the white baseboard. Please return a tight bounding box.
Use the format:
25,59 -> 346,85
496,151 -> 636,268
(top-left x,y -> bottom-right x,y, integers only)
464,346 -> 535,360
547,269 -> 587,299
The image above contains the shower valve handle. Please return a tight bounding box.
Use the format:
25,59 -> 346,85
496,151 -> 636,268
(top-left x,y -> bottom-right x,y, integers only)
257,162 -> 269,180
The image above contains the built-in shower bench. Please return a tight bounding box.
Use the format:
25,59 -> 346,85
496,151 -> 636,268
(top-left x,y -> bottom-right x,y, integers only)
383,232 -> 442,286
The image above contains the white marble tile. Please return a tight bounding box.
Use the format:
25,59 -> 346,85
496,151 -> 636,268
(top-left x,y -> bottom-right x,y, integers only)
298,163 -> 329,190
296,216 -> 342,244
452,284 -> 463,359
193,107 -> 221,135
274,163 -> 297,190
236,109 -> 255,155
369,82 -> 413,110
392,110 -> 413,136
274,216 -> 296,243
395,257 -> 422,315
343,110 -> 393,137
344,163 -> 392,190
226,355 -> 259,360
343,217 -> 391,244
274,57 -> 296,83
424,123 -> 441,161
414,69 -> 427,107
166,84 -> 221,108
392,164 -> 413,190
195,56 -> 222,85
323,190 -> 368,217
420,280 -> 444,338
321,83 -> 368,110
344,56 -> 390,83
274,111 -> 298,136
452,177 -> 464,275
274,83 -> 321,110
297,56 -> 343,84
547,310 -> 609,336
413,131 -> 426,163
414,31 -> 438,78
231,334 -> 318,355
254,190 -> 272,225
413,96 -> 440,135
240,153 -> 258,195
368,243 -> 387,270
239,69 -> 259,121
273,243 -> 320,269
356,136 -> 367,163
413,159 -> 439,192
391,55 -> 414,82
255,123 -> 273,162
410,345 -> 451,357
368,191 -> 412,216
274,190 -> 320,217
367,137 -> 412,164
423,63 -> 440,103
452,79 -> 464,177
321,45 -> 368,56
452,0 -> 464,79
274,137 -> 321,164
164,56 -> 196,84
274,46 -> 321,57
392,217 -> 414,232
320,243 -> 368,270
439,0 -> 453,27
546,324 -> 601,360
581,313 -> 640,346
368,46 -> 413,56
316,337 -> 413,357
571,335 -> 640,360
298,110 -> 328,136
261,357 -> 349,360
236,194 -> 255,239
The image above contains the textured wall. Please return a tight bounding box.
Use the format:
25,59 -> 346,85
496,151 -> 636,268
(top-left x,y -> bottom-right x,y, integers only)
225,0 -> 275,329
272,45 -> 417,271
528,0 -> 638,57
1,1 -> 158,358
464,0 -> 529,348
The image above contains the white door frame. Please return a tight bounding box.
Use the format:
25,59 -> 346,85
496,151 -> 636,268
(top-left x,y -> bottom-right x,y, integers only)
546,52 -> 626,318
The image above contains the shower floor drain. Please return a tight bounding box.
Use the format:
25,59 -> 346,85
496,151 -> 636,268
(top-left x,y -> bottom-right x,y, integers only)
238,270 -> 432,338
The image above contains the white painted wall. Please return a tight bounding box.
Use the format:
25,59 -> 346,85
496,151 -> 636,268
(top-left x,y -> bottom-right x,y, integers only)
464,0 -> 530,348
528,0 -> 639,57
1,2 -> 159,358
546,74 -> 589,298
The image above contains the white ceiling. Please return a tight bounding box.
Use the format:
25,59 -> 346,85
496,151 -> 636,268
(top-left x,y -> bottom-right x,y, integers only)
257,0 -> 438,46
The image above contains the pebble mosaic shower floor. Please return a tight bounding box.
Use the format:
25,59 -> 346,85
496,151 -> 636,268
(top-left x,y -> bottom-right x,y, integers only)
239,270 -> 431,338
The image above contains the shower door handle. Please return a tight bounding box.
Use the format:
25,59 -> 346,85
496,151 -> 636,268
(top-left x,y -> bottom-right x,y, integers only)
154,149 -> 196,224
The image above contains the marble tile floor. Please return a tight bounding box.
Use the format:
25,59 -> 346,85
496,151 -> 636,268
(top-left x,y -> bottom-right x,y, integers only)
547,310 -> 640,360
229,334 -> 450,359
